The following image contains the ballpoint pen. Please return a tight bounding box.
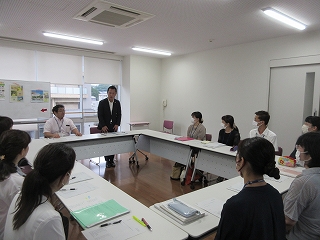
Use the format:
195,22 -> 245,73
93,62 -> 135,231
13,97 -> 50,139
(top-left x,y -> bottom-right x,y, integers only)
100,220 -> 122,227
60,188 -> 77,191
132,216 -> 146,227
141,218 -> 152,231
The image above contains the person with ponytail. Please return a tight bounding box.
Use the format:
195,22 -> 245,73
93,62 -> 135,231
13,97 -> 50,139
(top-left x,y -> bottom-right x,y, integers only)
284,132 -> 320,240
218,115 -> 240,147
4,143 -> 75,240
215,137 -> 286,240
0,129 -> 31,239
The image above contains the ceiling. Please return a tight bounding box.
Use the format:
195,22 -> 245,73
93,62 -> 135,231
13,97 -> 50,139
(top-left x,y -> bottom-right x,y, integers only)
1,0 -> 320,58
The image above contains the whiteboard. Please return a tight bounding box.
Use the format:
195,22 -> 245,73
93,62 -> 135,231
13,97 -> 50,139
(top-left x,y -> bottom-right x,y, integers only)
0,79 -> 51,120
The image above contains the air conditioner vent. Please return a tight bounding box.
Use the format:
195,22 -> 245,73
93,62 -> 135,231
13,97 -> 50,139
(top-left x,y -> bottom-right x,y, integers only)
110,6 -> 140,16
81,7 -> 97,17
74,0 -> 154,29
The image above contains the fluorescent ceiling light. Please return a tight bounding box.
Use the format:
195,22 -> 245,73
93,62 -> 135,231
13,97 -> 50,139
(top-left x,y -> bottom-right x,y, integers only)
132,47 -> 171,56
262,8 -> 306,30
43,32 -> 103,45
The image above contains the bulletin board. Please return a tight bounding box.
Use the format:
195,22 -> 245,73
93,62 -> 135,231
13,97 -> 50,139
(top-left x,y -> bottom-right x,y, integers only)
0,79 -> 51,120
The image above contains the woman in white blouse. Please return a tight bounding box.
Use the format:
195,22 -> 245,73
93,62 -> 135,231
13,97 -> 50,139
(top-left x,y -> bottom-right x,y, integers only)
0,129 -> 30,239
4,143 -> 75,240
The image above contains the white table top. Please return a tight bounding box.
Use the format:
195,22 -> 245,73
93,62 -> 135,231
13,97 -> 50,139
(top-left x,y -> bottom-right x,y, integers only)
150,174 -> 295,238
57,162 -> 188,240
128,122 -> 150,125
43,131 -> 138,144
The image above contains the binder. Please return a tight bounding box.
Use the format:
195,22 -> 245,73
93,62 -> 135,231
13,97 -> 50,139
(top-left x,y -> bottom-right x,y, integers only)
70,199 -> 130,229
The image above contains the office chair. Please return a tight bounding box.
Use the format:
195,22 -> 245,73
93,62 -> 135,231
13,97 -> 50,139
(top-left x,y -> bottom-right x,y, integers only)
89,126 -> 103,171
181,134 -> 211,190
205,134 -> 212,141
275,146 -> 283,156
163,120 -> 174,134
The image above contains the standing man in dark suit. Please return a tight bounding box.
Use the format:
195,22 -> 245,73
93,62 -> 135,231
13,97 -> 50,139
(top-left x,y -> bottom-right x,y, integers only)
97,85 -> 122,168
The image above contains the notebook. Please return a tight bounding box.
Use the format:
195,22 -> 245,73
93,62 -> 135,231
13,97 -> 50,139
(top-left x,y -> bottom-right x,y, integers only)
70,199 -> 130,229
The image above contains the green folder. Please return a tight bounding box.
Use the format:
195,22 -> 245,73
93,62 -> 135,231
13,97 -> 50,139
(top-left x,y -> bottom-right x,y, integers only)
70,199 -> 130,228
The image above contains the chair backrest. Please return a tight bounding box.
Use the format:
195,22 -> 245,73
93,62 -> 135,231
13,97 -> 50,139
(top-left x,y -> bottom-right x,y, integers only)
90,126 -> 101,134
205,134 -> 212,141
275,146 -> 283,156
163,120 -> 174,133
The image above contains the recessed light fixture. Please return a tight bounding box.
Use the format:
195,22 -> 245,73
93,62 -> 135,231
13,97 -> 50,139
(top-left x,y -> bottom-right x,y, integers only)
132,47 -> 171,56
43,32 -> 103,45
262,8 -> 306,30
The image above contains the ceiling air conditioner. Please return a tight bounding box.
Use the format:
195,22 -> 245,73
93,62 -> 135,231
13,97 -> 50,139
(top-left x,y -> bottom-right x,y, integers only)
73,0 -> 154,28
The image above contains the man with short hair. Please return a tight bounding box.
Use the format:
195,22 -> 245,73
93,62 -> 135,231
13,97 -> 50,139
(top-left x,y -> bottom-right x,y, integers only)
98,86 -> 122,168
249,110 -> 278,150
43,104 -> 82,138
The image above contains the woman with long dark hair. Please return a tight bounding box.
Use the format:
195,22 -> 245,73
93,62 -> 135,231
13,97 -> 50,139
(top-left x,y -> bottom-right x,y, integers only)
215,137 -> 286,240
218,115 -> 240,147
0,129 -> 31,239
4,143 -> 75,240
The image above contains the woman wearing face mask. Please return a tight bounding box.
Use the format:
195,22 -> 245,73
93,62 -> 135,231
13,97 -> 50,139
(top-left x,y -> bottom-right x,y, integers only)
218,115 -> 240,147
289,116 -> 319,161
187,111 -> 206,140
4,143 -> 75,240
0,130 -> 31,239
215,137 -> 286,240
284,132 -> 320,240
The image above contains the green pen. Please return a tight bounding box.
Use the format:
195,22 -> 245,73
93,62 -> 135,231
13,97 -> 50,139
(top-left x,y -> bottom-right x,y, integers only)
132,215 -> 146,227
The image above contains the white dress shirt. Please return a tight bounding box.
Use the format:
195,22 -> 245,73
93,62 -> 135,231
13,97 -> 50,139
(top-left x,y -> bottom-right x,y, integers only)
249,127 -> 278,150
43,116 -> 77,137
0,173 -> 24,239
4,194 -> 65,240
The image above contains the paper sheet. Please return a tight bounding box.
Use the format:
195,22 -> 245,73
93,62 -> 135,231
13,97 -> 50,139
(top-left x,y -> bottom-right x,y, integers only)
57,182 -> 96,198
227,182 -> 243,193
264,174 -> 289,183
66,195 -> 106,212
278,166 -> 302,177
82,217 -> 147,240
196,198 -> 226,218
203,142 -> 225,149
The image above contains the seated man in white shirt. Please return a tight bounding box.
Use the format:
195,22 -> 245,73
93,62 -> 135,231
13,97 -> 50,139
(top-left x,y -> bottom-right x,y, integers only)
249,110 -> 278,150
44,104 -> 82,138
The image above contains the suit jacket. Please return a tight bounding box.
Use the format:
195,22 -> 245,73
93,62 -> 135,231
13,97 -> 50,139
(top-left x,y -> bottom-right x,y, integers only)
97,98 -> 121,131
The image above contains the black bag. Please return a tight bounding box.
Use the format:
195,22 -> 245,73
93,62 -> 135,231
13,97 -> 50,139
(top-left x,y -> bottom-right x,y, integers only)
170,162 -> 185,180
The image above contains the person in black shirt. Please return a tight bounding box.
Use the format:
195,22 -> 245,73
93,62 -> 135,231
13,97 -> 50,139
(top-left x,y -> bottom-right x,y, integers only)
218,115 -> 240,147
215,137 -> 286,240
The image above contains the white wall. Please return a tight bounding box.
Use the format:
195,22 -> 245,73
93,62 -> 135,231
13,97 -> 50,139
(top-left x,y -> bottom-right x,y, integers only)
121,56 -> 131,131
160,30 -> 320,153
122,55 -> 162,131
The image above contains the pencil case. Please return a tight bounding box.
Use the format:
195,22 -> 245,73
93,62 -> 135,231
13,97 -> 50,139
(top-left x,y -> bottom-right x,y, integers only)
168,199 -> 199,218
278,156 -> 296,167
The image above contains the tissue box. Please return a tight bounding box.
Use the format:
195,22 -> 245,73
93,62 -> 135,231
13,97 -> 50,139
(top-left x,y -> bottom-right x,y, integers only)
278,156 -> 296,167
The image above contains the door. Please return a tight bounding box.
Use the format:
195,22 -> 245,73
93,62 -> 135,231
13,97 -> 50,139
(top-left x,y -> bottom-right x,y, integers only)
268,64 -> 320,155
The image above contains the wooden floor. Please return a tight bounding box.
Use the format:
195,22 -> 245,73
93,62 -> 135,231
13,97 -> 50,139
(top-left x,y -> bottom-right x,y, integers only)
64,151 -> 217,240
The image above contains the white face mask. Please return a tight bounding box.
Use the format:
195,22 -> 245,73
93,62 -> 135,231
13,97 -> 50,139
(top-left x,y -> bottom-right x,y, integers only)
301,124 -> 309,134
191,119 -> 195,124
295,149 -> 311,164
252,120 -> 259,128
221,123 -> 226,129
